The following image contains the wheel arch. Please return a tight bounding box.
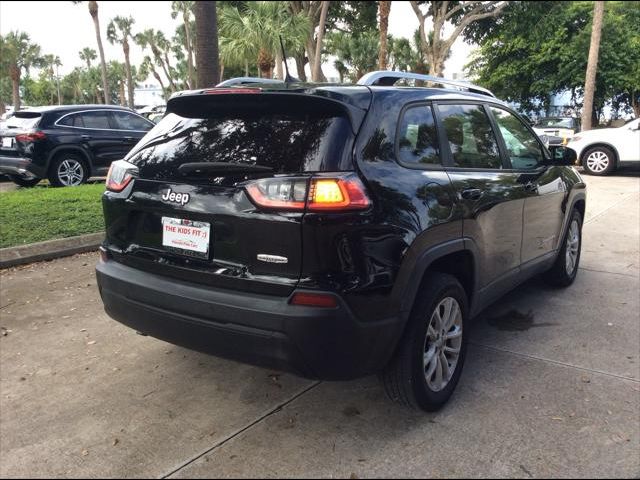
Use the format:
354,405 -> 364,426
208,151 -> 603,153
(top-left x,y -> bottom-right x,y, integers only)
46,146 -> 94,176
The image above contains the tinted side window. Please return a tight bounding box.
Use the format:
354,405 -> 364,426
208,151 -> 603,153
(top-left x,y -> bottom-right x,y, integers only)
112,111 -> 153,131
58,113 -> 84,128
490,107 -> 545,169
80,111 -> 111,129
437,104 -> 502,169
397,105 -> 440,166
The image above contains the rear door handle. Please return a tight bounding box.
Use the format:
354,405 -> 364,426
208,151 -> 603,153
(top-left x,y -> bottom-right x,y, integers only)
80,135 -> 91,141
460,188 -> 483,200
123,136 -> 135,142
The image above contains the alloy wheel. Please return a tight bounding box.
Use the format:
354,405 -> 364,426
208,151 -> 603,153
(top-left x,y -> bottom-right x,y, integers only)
423,296 -> 463,392
57,159 -> 85,186
565,219 -> 580,275
586,151 -> 610,173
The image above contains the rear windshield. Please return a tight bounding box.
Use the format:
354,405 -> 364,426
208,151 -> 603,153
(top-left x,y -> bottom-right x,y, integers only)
5,112 -> 41,130
126,111 -> 354,181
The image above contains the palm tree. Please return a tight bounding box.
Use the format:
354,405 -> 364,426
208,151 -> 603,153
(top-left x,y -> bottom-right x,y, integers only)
79,47 -> 97,70
107,61 -> 127,106
312,1 -> 330,82
378,1 -> 391,70
136,29 -> 177,93
194,1 -> 219,87
219,1 -> 310,79
73,1 -> 111,104
139,56 -> 167,98
171,1 -> 195,89
107,16 -> 136,108
0,31 -> 42,110
581,1 -> 605,131
42,54 -> 62,104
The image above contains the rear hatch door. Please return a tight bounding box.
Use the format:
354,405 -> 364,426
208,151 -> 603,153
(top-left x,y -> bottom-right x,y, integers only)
104,88 -> 370,296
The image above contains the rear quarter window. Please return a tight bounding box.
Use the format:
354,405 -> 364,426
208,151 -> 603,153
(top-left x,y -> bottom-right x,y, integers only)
126,111 -> 355,181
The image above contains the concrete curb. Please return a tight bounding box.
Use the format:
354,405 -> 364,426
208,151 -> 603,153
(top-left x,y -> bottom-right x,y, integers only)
0,232 -> 104,269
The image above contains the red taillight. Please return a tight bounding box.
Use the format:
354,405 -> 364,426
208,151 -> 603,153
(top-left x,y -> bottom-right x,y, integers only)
290,292 -> 338,308
106,160 -> 138,192
203,88 -> 261,95
15,131 -> 46,142
245,174 -> 371,212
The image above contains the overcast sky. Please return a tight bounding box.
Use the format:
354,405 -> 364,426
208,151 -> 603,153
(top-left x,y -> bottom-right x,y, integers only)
0,1 -> 474,81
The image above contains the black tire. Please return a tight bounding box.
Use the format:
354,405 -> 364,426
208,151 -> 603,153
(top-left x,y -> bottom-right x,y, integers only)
543,209 -> 582,287
381,272 -> 469,412
582,145 -> 616,175
48,153 -> 89,187
8,175 -> 41,187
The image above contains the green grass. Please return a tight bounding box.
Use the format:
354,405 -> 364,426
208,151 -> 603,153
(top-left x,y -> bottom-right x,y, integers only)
0,183 -> 106,248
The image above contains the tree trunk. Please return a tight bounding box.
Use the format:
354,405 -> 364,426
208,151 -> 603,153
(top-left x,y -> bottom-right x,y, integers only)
312,1 -> 330,82
123,39 -> 135,108
581,1 -> 604,131
184,12 -> 195,89
10,66 -> 21,111
245,59 -> 249,77
89,2 -> 111,104
219,62 -> 225,82
195,1 -> 219,88
294,53 -> 307,82
257,49 -> 272,79
378,1 -> 391,70
119,81 -> 126,106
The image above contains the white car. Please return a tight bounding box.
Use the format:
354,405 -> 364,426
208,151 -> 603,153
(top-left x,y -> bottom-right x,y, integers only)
567,118 -> 640,175
533,117 -> 580,143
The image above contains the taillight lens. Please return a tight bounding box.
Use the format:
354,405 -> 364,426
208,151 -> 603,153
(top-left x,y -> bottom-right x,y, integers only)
245,174 -> 370,212
15,130 -> 46,142
106,160 -> 138,192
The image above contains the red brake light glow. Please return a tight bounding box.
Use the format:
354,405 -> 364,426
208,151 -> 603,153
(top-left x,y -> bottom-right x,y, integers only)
15,131 -> 46,142
244,175 -> 370,212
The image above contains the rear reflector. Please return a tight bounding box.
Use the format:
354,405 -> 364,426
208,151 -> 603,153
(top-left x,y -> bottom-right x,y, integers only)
290,292 -> 338,308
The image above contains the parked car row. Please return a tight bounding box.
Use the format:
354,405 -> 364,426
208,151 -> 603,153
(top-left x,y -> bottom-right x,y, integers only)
0,105 -> 155,186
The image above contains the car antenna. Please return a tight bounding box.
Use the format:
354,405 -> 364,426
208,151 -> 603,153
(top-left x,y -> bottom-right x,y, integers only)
279,35 -> 298,87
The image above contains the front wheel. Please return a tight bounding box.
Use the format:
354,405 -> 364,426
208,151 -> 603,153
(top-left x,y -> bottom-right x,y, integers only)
583,146 -> 615,175
48,153 -> 88,187
381,272 -> 469,411
8,175 -> 41,187
543,209 -> 582,287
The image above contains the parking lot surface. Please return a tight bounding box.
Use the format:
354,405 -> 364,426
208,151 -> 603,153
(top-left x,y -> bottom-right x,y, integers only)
1,173 -> 638,478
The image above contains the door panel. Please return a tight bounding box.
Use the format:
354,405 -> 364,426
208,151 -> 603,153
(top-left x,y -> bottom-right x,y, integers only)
488,106 -> 565,264
79,111 -> 127,171
436,103 -> 525,288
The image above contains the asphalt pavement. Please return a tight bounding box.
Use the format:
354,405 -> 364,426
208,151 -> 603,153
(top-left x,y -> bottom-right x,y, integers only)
0,173 -> 638,478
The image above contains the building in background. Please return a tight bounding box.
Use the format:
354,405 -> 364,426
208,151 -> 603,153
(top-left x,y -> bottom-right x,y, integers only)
134,84 -> 165,108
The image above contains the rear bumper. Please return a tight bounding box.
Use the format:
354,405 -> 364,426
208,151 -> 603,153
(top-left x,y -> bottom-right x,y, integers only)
95,259 -> 402,380
0,156 -> 41,178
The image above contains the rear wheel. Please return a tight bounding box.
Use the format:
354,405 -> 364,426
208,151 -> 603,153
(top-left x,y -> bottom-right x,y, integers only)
583,146 -> 615,175
48,153 -> 88,187
543,209 -> 582,287
381,273 -> 468,411
8,175 -> 41,187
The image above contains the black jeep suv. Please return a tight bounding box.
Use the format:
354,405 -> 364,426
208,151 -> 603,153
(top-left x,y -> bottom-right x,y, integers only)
0,105 -> 154,187
95,72 -> 586,411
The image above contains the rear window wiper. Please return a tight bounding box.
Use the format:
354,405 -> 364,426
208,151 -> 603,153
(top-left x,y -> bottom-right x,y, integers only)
178,162 -> 274,176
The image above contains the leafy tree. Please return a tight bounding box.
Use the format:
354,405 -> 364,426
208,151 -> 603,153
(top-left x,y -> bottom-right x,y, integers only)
136,29 -> 178,93
410,0 -> 507,76
468,1 -> 640,122
220,1 -> 310,79
73,1 -> 111,103
107,15 -> 136,108
0,31 -> 42,110
41,54 -> 62,104
326,30 -> 380,82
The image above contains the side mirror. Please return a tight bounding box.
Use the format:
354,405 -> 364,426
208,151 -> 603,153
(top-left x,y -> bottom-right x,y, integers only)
547,145 -> 577,166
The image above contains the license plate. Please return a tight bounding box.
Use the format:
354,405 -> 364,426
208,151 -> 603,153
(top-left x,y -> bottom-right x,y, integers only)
2,137 -> 13,148
161,217 -> 210,259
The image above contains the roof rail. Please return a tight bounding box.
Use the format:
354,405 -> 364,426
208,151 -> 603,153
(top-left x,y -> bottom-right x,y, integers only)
215,77 -> 285,87
357,71 -> 496,98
